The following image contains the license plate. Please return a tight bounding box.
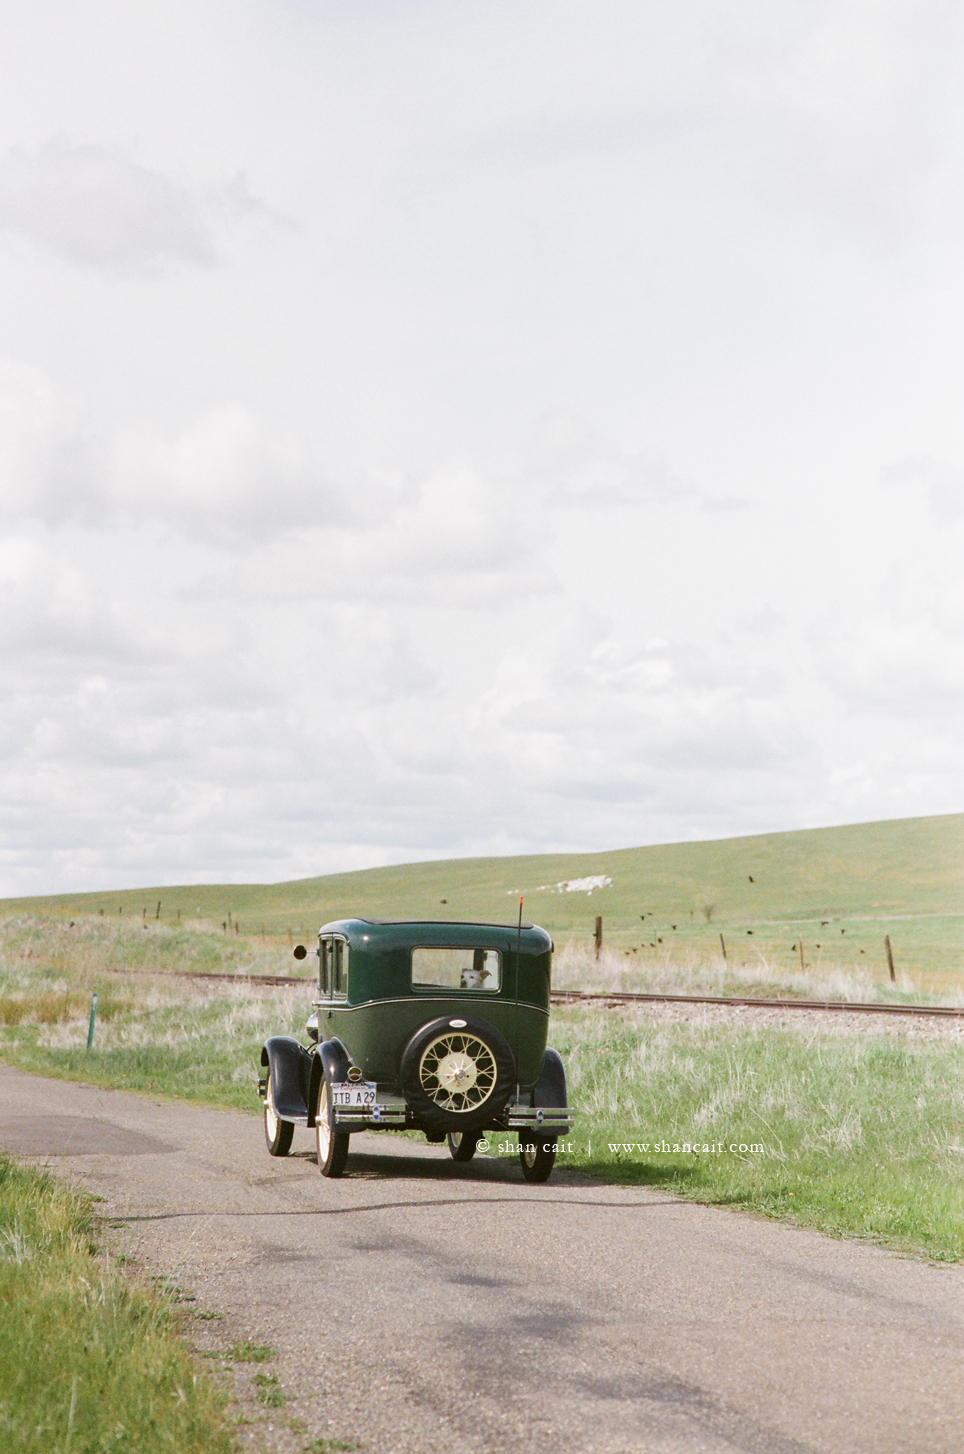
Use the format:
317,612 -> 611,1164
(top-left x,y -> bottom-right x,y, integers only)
331,1083 -> 377,1107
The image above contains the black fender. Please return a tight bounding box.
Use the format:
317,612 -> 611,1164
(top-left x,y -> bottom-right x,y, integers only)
306,1038 -> 350,1129
260,1036 -> 311,1120
520,1047 -> 569,1156
532,1047 -> 570,1136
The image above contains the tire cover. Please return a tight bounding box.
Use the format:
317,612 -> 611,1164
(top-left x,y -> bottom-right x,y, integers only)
400,1014 -> 515,1133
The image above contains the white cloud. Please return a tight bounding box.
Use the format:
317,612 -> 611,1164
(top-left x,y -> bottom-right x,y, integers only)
0,367 -> 363,537
0,136 -> 264,274
715,2 -> 940,235
0,361 -> 98,519
885,456 -> 964,524
108,408 -> 346,536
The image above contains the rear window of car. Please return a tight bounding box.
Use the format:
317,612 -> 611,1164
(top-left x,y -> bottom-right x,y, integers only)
411,947 -> 501,991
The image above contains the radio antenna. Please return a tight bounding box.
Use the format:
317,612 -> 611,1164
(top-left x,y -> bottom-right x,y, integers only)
515,894 -> 523,1099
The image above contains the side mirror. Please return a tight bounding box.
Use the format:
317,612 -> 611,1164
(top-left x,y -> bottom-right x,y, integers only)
293,944 -> 307,960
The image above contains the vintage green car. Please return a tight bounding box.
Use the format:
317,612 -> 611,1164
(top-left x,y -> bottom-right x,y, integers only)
258,917 -> 572,1182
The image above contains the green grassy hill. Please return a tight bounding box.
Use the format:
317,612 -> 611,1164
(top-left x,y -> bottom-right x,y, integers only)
2,813 -> 962,981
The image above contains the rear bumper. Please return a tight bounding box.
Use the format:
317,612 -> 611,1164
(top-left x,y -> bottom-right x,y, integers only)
333,1096 -> 408,1129
332,1099 -> 574,1134
260,1076 -> 575,1135
506,1106 -> 572,1133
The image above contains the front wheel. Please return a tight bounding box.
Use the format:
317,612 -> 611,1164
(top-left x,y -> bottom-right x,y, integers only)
316,1080 -> 349,1178
264,1071 -> 294,1157
447,1131 -> 478,1162
519,1132 -> 556,1184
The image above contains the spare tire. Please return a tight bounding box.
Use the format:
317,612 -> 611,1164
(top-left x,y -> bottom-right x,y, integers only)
400,1015 -> 515,1134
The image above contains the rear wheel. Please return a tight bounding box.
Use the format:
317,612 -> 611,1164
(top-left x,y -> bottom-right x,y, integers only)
519,1131 -> 556,1184
264,1071 -> 294,1157
447,1131 -> 479,1162
316,1080 -> 349,1178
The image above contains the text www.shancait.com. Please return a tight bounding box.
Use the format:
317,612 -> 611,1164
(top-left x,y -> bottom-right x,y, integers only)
608,1140 -> 766,1155
478,1138 -> 769,1156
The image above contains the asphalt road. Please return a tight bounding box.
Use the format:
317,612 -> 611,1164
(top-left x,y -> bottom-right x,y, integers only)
2,1063 -> 963,1454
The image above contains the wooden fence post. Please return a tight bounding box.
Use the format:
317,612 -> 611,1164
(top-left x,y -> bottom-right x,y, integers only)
719,932 -> 727,963
594,916 -> 603,959
799,939 -> 805,973
885,935 -> 896,983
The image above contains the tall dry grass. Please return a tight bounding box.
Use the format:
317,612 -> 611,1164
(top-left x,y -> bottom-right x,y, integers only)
0,914 -> 313,1109
547,1002 -> 964,1260
550,940 -> 960,1004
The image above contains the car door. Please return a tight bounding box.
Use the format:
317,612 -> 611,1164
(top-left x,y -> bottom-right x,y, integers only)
318,934 -> 351,1047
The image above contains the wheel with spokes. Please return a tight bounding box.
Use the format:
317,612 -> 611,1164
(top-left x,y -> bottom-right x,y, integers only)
315,1078 -> 349,1178
421,1030 -> 496,1112
447,1131 -> 479,1161
519,1131 -> 556,1184
263,1070 -> 294,1157
400,1015 -> 514,1135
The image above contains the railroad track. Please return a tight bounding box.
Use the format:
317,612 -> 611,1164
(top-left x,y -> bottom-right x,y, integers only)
114,966 -> 964,1019
550,988 -> 964,1019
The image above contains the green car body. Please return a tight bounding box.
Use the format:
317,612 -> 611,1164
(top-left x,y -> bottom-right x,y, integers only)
259,916 -> 573,1182
316,917 -> 552,1090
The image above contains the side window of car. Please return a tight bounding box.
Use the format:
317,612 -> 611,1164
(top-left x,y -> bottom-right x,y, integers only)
332,939 -> 349,997
319,938 -> 330,995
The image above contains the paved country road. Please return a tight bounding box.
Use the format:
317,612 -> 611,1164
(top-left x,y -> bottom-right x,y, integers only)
2,1064 -> 963,1454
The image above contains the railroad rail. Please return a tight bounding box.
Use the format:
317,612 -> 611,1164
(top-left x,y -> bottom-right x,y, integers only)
113,967 -> 964,1019
550,989 -> 964,1018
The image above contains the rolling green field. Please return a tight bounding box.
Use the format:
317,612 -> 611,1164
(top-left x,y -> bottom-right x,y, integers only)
3,812 -> 962,985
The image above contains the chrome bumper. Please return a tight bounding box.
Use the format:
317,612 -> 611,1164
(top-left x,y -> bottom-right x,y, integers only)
330,1096 -> 574,1133
507,1106 -> 573,1130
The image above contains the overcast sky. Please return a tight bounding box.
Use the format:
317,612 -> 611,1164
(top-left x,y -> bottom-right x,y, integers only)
1,1 -> 963,894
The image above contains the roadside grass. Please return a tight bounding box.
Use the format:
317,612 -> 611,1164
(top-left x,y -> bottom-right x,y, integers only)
0,913 -> 309,1110
0,980 -> 308,1112
226,1343 -> 276,1364
546,1005 -> 964,1261
252,1373 -> 286,1408
0,1152 -> 232,1454
3,914 -> 964,1260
